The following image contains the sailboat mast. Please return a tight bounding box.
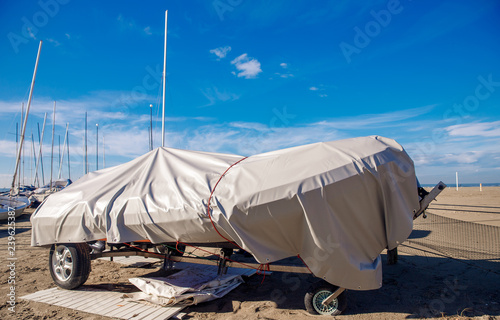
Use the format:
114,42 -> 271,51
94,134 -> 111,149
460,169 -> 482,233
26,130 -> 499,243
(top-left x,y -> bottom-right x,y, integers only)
103,135 -> 105,169
85,112 -> 88,174
50,101 -> 56,190
10,40 -> 42,195
35,114 -> 47,187
95,123 -> 99,171
161,10 -> 168,147
21,103 -> 24,188
67,127 -> 71,180
16,123 -> 19,189
150,104 -> 153,150
31,133 -> 37,185
58,123 -> 69,179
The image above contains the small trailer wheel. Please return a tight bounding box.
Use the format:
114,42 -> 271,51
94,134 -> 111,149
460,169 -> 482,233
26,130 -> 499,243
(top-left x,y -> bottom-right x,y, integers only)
387,247 -> 398,265
49,243 -> 91,290
304,280 -> 347,316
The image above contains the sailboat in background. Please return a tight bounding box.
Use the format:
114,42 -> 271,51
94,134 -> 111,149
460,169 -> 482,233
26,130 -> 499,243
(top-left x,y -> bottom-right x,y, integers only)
28,106 -> 73,207
0,41 -> 42,220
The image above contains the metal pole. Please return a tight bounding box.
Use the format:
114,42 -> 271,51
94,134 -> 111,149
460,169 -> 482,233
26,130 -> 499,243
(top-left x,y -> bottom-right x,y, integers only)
103,135 -> 105,169
58,123 -> 69,179
16,123 -> 19,190
96,123 -> 99,170
11,40 -> 42,195
67,127 -> 71,180
31,133 -> 37,185
50,101 -> 56,191
21,103 -> 24,187
85,112 -> 88,174
161,10 -> 168,147
455,172 -> 459,191
35,115 -> 47,187
58,135 -> 61,176
150,104 -> 153,150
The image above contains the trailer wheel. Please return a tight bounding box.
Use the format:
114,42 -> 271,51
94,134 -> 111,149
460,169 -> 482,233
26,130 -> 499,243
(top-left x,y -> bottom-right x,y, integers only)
304,280 -> 347,316
49,243 -> 91,290
387,247 -> 398,265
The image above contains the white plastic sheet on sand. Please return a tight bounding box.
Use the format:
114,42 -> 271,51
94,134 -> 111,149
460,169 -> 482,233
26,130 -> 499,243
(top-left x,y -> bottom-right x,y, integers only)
125,264 -> 255,306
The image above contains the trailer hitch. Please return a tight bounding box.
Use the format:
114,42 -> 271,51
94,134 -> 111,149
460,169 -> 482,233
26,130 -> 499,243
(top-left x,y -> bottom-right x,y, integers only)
413,181 -> 447,220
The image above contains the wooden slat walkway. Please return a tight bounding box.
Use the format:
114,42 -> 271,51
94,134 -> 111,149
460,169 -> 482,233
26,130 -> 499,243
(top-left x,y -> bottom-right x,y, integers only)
21,262 -> 257,319
21,287 -> 185,320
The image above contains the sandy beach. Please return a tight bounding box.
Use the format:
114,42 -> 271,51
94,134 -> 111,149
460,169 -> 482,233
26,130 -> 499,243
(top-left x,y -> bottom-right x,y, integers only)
1,187 -> 499,320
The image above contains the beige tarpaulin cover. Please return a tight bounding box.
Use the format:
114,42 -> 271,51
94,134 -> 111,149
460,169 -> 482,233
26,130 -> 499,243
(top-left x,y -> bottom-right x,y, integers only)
31,136 -> 419,290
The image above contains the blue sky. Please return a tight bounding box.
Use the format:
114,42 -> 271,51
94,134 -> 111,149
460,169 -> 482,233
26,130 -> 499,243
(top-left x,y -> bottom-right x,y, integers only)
1,0 -> 499,188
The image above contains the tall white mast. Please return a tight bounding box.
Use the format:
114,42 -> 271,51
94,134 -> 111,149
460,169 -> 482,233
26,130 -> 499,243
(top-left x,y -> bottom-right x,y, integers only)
85,111 -> 88,174
57,123 -> 69,179
161,10 -> 168,147
103,135 -> 105,169
35,115 -> 47,187
49,101 -> 56,190
11,40 -> 42,195
67,127 -> 70,180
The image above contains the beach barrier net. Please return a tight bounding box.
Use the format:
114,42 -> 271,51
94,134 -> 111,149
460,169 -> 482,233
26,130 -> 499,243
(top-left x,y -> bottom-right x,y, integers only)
404,212 -> 500,272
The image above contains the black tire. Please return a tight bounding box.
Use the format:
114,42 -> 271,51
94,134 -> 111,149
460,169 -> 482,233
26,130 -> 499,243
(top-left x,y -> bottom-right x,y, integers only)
304,280 -> 347,316
387,247 -> 398,265
49,243 -> 91,290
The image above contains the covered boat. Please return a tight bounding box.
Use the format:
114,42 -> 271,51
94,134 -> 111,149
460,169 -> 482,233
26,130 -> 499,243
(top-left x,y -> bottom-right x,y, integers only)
31,135 -> 420,291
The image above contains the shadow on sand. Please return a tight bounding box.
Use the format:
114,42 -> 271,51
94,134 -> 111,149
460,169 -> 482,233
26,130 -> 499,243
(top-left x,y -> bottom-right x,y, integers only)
182,251 -> 500,318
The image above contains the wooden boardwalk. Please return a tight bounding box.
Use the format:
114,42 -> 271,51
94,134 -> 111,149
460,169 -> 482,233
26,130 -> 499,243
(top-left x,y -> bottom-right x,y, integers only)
21,286 -> 185,320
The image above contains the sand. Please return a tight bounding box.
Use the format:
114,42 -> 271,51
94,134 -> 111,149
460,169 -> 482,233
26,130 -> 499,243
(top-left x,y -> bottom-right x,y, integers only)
0,187 -> 499,320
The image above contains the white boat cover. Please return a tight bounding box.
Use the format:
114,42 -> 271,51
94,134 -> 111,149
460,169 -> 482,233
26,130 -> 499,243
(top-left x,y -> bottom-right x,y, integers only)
31,136 -> 419,290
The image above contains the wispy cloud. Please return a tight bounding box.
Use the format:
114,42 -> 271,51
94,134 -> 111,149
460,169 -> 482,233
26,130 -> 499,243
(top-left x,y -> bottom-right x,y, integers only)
309,85 -> 328,97
200,87 -> 240,107
446,121 -> 500,137
47,38 -> 61,47
0,140 -> 17,157
27,28 -> 36,40
274,62 -> 293,78
210,46 -> 231,60
117,14 -> 153,36
143,26 -> 152,35
231,53 -> 262,79
314,105 -> 435,129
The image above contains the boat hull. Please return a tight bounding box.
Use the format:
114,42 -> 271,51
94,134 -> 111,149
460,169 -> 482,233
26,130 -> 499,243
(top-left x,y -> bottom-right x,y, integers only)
0,195 -> 30,220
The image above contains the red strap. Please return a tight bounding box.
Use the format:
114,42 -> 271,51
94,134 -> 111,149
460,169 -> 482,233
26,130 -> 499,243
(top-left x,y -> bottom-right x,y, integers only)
206,157 -> 248,249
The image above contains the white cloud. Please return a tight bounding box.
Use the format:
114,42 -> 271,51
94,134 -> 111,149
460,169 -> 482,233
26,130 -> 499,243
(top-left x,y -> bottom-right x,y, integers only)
314,105 -> 435,129
201,87 -> 240,107
0,140 -> 17,157
210,46 -> 231,60
440,151 -> 485,164
117,14 -> 152,36
309,86 -> 319,91
446,121 -> 500,137
182,122 -> 341,156
231,54 -> 262,79
280,63 -> 288,68
47,38 -> 61,47
274,72 -> 293,79
143,26 -> 152,35
65,33 -> 71,39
